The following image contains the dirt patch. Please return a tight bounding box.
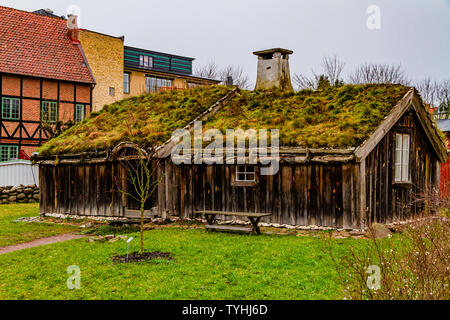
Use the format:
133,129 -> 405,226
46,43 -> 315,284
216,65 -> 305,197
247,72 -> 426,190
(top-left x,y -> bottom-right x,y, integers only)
112,252 -> 172,263
0,233 -> 87,255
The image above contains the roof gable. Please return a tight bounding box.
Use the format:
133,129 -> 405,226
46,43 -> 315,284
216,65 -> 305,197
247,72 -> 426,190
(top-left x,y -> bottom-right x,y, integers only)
355,88 -> 448,162
0,6 -> 94,84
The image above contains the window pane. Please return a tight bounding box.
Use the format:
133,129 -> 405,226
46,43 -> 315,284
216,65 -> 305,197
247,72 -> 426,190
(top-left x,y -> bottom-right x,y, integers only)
395,149 -> 402,166
395,134 -> 402,149
10,146 -> 18,160
402,164 -> 409,182
395,164 -> 401,182
403,134 -> 410,151
2,99 -> 10,118
12,99 -> 19,119
124,73 -> 130,93
75,104 -> 84,122
246,173 -> 255,181
0,146 -> 7,162
402,150 -> 409,165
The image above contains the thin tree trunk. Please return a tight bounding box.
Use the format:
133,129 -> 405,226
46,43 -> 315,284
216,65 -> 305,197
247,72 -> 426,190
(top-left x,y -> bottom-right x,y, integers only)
140,201 -> 144,254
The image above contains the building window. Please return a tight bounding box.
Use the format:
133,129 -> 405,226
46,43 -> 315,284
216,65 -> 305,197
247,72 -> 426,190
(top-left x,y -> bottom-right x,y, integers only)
394,133 -> 410,182
74,104 -> 85,123
236,165 -> 256,182
188,82 -> 202,89
124,73 -> 130,94
0,145 -> 18,162
41,101 -> 58,123
145,76 -> 173,93
1,97 -> 20,120
139,55 -> 153,69
109,87 -> 115,96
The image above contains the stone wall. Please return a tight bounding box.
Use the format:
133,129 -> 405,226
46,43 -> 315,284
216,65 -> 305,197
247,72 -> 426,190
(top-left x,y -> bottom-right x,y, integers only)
0,185 -> 39,204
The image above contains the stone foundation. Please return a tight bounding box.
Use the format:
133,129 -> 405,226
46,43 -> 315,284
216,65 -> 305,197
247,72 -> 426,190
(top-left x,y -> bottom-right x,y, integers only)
0,185 -> 39,204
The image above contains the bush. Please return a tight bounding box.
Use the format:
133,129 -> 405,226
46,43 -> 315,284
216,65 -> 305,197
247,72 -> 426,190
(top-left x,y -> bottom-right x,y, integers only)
326,217 -> 450,300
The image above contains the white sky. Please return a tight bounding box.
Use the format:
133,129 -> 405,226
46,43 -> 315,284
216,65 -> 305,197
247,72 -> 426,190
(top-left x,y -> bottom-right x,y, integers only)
2,0 -> 450,86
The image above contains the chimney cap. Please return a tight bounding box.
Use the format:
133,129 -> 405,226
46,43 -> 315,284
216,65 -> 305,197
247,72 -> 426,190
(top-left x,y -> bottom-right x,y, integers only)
253,48 -> 293,56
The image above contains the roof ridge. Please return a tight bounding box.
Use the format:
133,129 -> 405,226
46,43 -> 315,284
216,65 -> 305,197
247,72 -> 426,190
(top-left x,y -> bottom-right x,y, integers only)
0,5 -> 66,22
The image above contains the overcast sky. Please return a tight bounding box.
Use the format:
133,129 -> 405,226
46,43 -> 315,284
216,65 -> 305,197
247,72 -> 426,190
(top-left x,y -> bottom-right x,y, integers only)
2,0 -> 450,86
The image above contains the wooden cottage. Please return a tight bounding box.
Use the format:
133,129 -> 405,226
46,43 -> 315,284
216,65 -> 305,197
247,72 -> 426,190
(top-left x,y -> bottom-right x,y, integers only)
34,84 -> 448,229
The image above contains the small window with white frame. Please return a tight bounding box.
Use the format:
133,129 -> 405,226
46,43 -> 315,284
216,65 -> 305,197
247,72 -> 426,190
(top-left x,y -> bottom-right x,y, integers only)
236,165 -> 256,182
394,133 -> 410,182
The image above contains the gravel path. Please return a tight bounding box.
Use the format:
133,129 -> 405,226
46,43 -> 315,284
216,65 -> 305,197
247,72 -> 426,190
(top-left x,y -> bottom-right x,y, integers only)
0,234 -> 87,255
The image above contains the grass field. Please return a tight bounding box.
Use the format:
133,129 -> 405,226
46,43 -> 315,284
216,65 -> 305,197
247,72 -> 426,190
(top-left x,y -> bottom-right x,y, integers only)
0,204 -> 79,247
0,204 -> 361,300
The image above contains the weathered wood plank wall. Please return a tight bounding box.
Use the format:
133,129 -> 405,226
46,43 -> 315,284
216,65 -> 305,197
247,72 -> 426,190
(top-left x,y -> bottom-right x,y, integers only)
364,111 -> 439,224
159,161 -> 360,229
39,162 -> 127,217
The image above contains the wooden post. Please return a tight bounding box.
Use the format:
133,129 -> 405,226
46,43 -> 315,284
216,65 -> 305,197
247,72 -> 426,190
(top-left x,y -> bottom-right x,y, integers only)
359,159 -> 367,229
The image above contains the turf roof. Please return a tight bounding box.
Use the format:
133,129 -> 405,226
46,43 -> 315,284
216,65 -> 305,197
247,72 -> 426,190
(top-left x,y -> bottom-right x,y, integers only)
38,84 -> 411,156
38,86 -> 234,156
203,84 -> 411,148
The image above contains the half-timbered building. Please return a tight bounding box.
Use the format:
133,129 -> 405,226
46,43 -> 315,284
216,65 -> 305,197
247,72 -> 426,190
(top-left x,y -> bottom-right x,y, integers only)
0,6 -> 94,160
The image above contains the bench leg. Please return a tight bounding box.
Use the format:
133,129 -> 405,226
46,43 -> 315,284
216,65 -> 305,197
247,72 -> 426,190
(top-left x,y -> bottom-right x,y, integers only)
248,217 -> 262,235
205,214 -> 217,231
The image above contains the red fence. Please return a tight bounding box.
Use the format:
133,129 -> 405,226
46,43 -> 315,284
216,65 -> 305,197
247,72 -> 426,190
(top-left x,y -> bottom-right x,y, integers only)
441,156 -> 450,196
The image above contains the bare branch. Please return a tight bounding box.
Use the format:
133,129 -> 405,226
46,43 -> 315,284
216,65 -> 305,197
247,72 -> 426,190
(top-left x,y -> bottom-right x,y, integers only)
219,64 -> 251,90
293,54 -> 346,90
348,63 -> 410,85
194,61 -> 219,79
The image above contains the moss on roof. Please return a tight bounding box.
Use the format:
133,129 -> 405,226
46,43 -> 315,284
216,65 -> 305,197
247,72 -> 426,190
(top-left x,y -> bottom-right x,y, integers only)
203,84 -> 410,148
38,84 -> 411,156
38,85 -> 234,156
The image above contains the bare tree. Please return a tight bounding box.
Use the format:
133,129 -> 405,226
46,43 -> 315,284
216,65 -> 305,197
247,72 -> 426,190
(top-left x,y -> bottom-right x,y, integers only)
321,55 -> 346,86
293,73 -> 318,90
194,61 -> 219,79
219,64 -> 251,90
117,145 -> 161,254
348,63 -> 410,85
416,78 -> 439,107
114,114 -> 164,255
435,79 -> 450,118
293,55 -> 345,90
416,78 -> 450,118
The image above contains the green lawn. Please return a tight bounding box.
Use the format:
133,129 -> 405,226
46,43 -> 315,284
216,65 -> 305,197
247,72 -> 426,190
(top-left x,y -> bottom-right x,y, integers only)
0,204 -> 79,247
0,204 -> 360,300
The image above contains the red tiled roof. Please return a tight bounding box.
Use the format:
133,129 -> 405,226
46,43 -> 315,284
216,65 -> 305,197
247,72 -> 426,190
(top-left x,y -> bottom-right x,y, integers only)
0,6 -> 94,84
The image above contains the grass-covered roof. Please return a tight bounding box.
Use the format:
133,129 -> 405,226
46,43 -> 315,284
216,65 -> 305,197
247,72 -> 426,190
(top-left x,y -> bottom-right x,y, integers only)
38,86 -> 234,156
38,84 -> 411,156
203,84 -> 410,148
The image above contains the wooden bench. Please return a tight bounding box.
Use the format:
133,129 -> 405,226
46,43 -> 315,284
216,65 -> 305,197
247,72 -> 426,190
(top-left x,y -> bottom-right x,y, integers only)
194,211 -> 272,235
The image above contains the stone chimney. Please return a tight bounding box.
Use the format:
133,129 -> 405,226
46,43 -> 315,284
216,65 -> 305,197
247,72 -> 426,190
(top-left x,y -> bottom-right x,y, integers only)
253,48 -> 293,91
67,14 -> 79,42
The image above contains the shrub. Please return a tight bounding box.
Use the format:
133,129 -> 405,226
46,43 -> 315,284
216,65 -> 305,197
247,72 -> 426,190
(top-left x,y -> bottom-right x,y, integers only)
326,217 -> 450,300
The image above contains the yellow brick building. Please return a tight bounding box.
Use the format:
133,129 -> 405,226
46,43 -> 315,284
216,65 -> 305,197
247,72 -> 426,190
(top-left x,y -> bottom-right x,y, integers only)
79,32 -> 219,111
78,30 -> 125,111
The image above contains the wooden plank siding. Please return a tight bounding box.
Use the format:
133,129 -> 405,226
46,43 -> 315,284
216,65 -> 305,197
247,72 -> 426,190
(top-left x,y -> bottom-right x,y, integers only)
39,162 -> 128,217
157,161 -> 360,229
363,110 -> 440,224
